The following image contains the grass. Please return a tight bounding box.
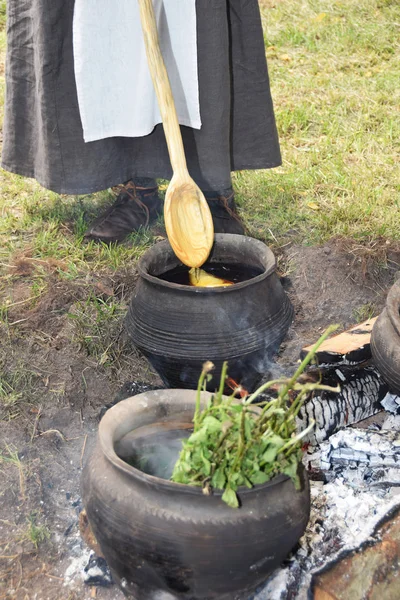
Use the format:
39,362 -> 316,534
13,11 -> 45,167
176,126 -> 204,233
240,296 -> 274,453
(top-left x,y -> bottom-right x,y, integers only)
67,293 -> 130,369
0,0 -> 397,311
0,361 -> 39,420
25,512 -> 51,548
0,0 -> 398,271
0,444 -> 26,500
353,302 -> 378,323
236,0 -> 400,244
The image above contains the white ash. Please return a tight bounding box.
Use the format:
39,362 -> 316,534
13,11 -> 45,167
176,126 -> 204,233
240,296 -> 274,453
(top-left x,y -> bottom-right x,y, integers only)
380,392 -> 400,414
64,546 -> 91,587
309,428 -> 400,488
253,426 -> 400,600
381,413 -> 400,430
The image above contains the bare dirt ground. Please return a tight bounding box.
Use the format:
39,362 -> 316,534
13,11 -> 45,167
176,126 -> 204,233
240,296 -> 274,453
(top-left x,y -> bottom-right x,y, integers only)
1,238 -> 399,600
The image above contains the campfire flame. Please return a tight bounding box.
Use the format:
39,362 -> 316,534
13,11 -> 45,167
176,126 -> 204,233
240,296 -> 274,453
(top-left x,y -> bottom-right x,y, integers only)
226,377 -> 249,399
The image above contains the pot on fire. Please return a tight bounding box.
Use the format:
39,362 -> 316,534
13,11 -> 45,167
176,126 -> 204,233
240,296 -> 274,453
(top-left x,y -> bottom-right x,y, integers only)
82,390 -> 310,600
125,234 -> 293,391
371,279 -> 400,395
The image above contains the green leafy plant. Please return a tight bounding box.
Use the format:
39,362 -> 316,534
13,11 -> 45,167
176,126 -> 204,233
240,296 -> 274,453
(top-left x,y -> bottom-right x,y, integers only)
171,326 -> 340,508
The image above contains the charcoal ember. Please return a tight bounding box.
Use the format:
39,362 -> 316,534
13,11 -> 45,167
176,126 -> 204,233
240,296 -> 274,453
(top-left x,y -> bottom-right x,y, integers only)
296,366 -> 388,445
83,553 -> 113,587
98,381 -> 163,419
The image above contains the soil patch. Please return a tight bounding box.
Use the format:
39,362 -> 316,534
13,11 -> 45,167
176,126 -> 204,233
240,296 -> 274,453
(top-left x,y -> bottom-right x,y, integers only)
277,239 -> 400,367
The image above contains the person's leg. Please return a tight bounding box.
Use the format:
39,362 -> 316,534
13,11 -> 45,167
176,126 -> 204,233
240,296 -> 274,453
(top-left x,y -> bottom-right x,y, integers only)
203,189 -> 245,235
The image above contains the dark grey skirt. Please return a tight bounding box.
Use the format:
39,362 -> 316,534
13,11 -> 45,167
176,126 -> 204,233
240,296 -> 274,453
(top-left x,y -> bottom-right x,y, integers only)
2,0 -> 281,195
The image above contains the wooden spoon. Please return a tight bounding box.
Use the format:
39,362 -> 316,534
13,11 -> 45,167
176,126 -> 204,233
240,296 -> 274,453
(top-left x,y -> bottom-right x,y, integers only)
138,0 -> 214,268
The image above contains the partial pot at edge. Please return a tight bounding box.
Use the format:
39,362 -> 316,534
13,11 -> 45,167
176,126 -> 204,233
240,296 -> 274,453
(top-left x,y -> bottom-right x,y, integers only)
371,279 -> 400,395
82,389 -> 311,600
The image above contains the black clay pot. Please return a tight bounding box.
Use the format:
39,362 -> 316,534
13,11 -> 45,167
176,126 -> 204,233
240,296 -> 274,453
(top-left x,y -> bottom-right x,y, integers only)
126,234 -> 293,391
82,390 -> 311,600
371,279 -> 400,395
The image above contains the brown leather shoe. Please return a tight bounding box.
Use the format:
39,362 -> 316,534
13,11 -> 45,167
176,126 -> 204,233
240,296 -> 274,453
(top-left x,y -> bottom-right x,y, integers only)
85,181 -> 162,243
205,191 -> 245,235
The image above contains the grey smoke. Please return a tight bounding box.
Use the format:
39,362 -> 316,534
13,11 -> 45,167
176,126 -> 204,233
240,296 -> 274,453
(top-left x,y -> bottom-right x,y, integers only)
115,426 -> 192,480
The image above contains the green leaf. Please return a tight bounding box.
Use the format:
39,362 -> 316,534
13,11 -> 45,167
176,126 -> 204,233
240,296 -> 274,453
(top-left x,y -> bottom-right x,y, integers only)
222,487 -> 239,508
282,456 -> 300,486
202,416 -> 223,433
262,445 -> 279,463
261,438 -> 285,464
188,427 -> 208,444
201,451 -> 211,476
243,476 -> 253,489
251,471 -> 271,485
265,434 -> 285,446
230,472 -> 240,483
212,467 -> 226,490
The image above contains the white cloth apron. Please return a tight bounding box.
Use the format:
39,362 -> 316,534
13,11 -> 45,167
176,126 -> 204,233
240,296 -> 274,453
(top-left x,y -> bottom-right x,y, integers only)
73,0 -> 201,143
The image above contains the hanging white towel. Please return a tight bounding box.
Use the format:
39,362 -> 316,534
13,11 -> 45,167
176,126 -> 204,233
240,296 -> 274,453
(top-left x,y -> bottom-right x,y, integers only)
73,0 -> 201,143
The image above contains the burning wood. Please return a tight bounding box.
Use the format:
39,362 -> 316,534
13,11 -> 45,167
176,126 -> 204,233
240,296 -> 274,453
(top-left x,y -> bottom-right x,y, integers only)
296,319 -> 400,445
296,364 -> 388,445
301,318 -> 377,366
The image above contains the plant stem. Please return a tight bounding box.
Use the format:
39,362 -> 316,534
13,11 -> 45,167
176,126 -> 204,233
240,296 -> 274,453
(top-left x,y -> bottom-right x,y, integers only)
194,362 -> 214,432
279,419 -> 316,454
277,325 -> 339,404
245,379 -> 287,405
218,361 -> 229,403
288,383 -> 340,421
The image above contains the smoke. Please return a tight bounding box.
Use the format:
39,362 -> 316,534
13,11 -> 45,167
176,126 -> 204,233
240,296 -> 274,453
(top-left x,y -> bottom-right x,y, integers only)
115,425 -> 192,480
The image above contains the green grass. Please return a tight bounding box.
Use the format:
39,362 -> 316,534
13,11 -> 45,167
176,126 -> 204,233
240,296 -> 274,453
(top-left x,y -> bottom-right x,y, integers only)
67,292 -> 130,369
25,512 -> 51,548
0,0 -> 398,274
235,0 -> 400,244
353,302 -> 378,323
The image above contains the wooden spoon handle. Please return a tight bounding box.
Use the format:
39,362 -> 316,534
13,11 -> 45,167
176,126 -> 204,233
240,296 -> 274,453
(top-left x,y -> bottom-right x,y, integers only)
137,0 -> 188,177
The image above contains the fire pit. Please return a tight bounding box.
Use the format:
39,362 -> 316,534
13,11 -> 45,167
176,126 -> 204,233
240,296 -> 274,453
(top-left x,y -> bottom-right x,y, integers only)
75,320 -> 400,599
125,234 -> 293,391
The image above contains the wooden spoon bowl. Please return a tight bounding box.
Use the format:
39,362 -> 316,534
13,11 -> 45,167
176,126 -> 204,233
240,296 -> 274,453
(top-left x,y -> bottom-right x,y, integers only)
164,175 -> 214,268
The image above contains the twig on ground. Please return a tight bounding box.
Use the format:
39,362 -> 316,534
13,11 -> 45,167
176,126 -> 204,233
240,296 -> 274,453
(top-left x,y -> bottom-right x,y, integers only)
81,434 -> 88,468
39,429 -> 66,442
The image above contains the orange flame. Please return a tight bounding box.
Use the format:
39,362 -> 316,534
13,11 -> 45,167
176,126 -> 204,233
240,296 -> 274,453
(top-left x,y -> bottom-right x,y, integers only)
226,377 -> 249,399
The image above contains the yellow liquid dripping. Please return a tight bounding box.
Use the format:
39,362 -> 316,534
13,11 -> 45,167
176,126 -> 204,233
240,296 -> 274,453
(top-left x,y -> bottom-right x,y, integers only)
189,268 -> 233,288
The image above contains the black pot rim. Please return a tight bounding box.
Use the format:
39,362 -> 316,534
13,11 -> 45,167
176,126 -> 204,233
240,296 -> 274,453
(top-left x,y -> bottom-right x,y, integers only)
386,279 -> 400,337
137,234 -> 276,294
98,389 -> 295,499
